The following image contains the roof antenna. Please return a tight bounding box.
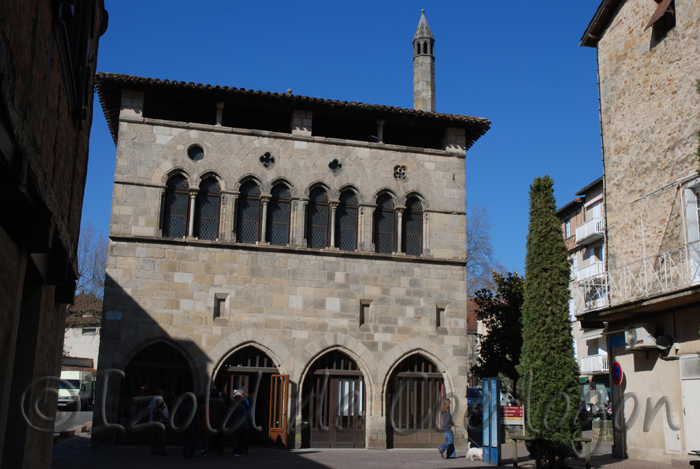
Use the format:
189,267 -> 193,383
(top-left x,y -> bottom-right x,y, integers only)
287,89 -> 292,96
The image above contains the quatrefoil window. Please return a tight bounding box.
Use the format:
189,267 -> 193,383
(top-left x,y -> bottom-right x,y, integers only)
329,159 -> 343,173
259,152 -> 275,168
394,165 -> 407,180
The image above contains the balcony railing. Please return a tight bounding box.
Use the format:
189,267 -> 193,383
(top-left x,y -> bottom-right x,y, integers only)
576,261 -> 604,282
575,217 -> 604,245
580,354 -> 609,374
573,240 -> 700,314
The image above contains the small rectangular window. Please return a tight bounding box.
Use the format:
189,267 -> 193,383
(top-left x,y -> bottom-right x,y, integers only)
436,306 -> 446,329
565,219 -> 571,238
82,328 -> 97,335
359,300 -> 372,327
213,294 -> 228,319
649,0 -> 676,43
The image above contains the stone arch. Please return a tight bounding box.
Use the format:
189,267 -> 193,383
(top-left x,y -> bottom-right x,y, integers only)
208,329 -> 294,379
113,331 -> 203,392
294,333 -> 376,393
234,173 -> 264,192
195,169 -> 226,189
401,190 -> 430,209
371,187 -> 399,205
337,183 -> 364,202
303,180 -> 333,199
159,166 -> 190,186
377,337 -> 459,416
265,176 -> 296,196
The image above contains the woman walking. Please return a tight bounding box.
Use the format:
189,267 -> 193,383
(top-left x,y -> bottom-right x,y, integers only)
438,400 -> 458,459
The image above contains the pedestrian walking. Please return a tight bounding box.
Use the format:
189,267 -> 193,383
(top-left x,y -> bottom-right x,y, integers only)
437,400 -> 458,459
149,389 -> 169,456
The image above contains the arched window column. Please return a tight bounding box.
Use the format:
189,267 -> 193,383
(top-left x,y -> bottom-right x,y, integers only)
329,201 -> 339,249
259,194 -> 271,245
395,206 -> 405,254
187,190 -> 198,238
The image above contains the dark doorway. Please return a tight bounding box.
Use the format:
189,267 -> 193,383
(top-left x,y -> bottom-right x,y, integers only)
301,350 -> 366,448
386,354 -> 445,448
213,346 -> 282,447
116,341 -> 195,445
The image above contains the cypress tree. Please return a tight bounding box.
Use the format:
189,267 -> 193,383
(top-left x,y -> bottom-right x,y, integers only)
517,176 -> 581,468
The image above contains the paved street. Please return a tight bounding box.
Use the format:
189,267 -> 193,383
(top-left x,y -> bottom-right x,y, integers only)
54,410 -> 93,433
51,432 -> 682,469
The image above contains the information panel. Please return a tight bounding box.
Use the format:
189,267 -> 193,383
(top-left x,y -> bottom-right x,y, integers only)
481,378 -> 501,465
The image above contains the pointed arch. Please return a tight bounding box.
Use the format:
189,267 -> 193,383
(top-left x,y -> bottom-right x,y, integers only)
235,173 -> 263,192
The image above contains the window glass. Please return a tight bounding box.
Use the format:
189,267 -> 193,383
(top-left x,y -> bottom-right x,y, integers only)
308,188 -> 329,248
268,185 -> 291,246
403,197 -> 422,256
163,176 -> 189,238
196,178 -> 221,240
375,195 -> 395,254
337,191 -> 358,251
238,182 -> 261,243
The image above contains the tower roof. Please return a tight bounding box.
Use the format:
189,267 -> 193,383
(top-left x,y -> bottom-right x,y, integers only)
413,10 -> 434,41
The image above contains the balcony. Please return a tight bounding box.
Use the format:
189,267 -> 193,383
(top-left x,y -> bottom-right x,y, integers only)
576,261 -> 604,282
573,240 -> 700,313
580,354 -> 608,374
575,217 -> 604,245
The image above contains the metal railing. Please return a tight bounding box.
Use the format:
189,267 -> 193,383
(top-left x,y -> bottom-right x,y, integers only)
576,262 -> 604,282
573,240 -> 700,313
575,217 -> 604,244
580,354 -> 609,374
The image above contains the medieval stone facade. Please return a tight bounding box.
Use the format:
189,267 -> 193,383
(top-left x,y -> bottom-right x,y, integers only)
94,13 -> 490,450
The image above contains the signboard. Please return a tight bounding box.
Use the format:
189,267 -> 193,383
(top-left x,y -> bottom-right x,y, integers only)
500,406 -> 524,425
611,361 -> 623,386
482,378 -> 501,465
608,334 -> 625,349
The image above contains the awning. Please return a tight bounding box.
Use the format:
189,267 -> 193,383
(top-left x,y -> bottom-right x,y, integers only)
581,328 -> 605,340
645,0 -> 674,30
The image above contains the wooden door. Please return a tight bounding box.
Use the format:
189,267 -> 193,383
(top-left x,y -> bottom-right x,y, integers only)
269,374 -> 289,447
309,373 -> 365,448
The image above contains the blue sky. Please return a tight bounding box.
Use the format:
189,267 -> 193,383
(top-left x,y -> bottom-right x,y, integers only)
84,1 -> 604,274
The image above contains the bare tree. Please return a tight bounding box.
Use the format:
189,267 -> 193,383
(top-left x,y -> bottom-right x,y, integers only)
75,220 -> 108,299
466,204 -> 503,296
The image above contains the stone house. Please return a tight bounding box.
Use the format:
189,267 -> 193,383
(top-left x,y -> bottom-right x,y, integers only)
578,0 -> 700,464
557,177 -> 610,404
0,1 -> 108,468
93,12 -> 490,450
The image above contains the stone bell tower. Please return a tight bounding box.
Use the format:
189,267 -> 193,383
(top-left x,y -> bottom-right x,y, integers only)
413,9 -> 435,112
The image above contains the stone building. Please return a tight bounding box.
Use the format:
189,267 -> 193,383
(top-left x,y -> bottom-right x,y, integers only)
93,12 -> 490,450
578,0 -> 700,464
0,1 -> 108,467
556,177 -> 610,403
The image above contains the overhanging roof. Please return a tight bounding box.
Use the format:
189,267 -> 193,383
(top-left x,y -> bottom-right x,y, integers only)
580,0 -> 623,48
575,176 -> 603,196
96,72 -> 491,147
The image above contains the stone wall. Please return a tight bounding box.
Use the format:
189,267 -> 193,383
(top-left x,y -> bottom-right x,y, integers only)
597,0 -> 700,270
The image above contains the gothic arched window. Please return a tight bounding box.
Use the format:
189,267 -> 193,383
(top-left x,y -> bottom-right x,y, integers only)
307,188 -> 329,249
337,191 -> 358,251
163,175 -> 189,238
195,178 -> 221,241
237,182 -> 261,243
374,194 -> 395,254
267,184 -> 291,246
403,197 -> 423,256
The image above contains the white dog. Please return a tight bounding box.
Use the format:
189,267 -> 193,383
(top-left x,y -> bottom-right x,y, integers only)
466,442 -> 483,461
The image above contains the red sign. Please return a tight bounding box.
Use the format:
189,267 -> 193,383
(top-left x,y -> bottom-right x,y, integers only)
500,406 -> 524,425
501,406 -> 523,418
612,361 -> 623,386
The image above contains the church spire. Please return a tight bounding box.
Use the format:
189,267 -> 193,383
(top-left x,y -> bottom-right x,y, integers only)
413,10 -> 435,112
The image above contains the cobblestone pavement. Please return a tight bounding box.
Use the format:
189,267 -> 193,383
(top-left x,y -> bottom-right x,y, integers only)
51,434 -> 684,469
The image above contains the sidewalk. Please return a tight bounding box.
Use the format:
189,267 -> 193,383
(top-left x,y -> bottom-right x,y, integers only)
52,434 -> 683,469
